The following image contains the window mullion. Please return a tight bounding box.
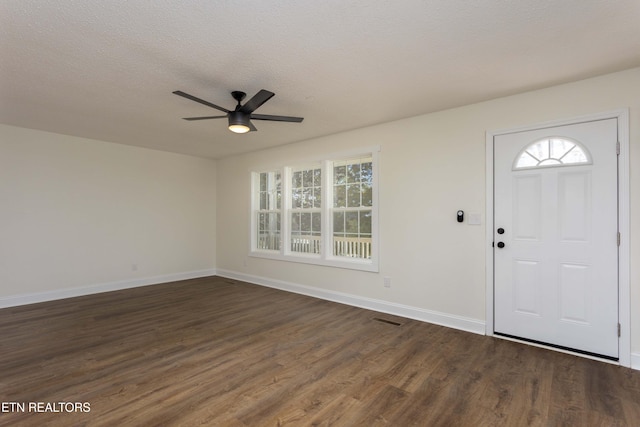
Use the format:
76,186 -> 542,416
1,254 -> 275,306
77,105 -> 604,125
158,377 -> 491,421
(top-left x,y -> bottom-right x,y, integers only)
370,150 -> 379,265
282,167 -> 292,256
250,172 -> 258,252
322,160 -> 332,260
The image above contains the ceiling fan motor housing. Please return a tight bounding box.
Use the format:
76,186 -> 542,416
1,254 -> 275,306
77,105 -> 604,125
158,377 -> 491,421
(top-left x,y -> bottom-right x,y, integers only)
228,111 -> 250,127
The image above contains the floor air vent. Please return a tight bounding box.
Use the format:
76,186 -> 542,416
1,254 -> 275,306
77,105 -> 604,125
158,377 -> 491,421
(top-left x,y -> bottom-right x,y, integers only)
372,317 -> 403,326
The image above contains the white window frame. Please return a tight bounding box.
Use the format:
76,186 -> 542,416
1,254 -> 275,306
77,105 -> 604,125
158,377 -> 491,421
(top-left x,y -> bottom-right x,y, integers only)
252,170 -> 282,252
286,162 -> 323,258
250,147 -> 380,272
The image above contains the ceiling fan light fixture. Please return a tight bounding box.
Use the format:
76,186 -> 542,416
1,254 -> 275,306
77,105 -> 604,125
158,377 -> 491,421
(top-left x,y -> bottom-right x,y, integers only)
228,123 -> 251,134
228,111 -> 251,134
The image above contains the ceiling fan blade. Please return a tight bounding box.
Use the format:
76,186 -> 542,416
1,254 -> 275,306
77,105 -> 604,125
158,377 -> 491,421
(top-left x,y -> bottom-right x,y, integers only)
182,116 -> 227,121
173,90 -> 230,113
239,89 -> 275,114
248,121 -> 257,132
251,114 -> 304,123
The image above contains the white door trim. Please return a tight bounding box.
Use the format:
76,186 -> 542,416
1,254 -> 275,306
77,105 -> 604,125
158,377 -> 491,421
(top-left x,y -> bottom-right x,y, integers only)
485,109 -> 630,367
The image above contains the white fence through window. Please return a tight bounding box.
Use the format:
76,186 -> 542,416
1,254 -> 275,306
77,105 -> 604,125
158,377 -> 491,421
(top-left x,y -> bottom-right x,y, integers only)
258,235 -> 372,260
333,236 -> 371,259
291,236 -> 321,254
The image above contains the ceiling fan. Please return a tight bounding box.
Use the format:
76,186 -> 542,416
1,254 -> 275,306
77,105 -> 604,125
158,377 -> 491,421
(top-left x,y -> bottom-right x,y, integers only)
173,89 -> 304,134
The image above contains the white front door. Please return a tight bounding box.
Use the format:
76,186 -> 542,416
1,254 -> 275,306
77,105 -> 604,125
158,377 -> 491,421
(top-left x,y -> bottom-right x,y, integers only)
493,118 -> 619,359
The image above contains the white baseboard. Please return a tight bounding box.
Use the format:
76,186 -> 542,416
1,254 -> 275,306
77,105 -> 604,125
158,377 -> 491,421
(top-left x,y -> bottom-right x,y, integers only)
216,269 -> 485,335
632,353 -> 640,371
0,268 -> 217,308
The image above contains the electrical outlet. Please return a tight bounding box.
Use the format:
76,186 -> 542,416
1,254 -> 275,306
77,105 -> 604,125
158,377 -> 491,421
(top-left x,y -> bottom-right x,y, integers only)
384,277 -> 391,288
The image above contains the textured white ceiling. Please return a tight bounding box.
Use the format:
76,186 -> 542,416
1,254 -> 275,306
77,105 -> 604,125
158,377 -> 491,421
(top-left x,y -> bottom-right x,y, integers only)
2,0 -> 640,159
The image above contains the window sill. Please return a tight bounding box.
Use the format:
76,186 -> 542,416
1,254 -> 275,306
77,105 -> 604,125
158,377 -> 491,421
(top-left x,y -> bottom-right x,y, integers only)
249,250 -> 379,273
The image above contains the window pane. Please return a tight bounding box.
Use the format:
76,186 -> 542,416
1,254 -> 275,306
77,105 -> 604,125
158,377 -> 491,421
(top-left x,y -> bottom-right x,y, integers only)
259,212 -> 266,230
345,211 -> 359,233
334,185 -> 346,208
334,165 -> 346,185
293,167 -> 321,208
303,169 -> 313,187
562,147 -> 588,164
359,210 -> 372,234
272,172 -> 281,210
347,163 -> 360,183
527,140 -> 549,160
303,188 -> 312,208
332,204 -> 372,259
312,212 -> 321,232
291,212 -> 321,254
550,138 -> 574,159
258,172 -> 281,211
362,183 -> 372,207
361,162 -> 372,184
291,212 -> 300,231
292,189 -> 302,209
347,184 -> 361,207
301,212 -> 311,231
314,187 -> 322,208
260,173 -> 267,191
257,212 -> 280,250
515,152 -> 538,168
333,211 -> 344,233
291,234 -> 321,254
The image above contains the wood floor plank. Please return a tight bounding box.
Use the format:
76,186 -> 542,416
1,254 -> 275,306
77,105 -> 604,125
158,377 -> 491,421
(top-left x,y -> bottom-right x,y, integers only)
1,276 -> 639,426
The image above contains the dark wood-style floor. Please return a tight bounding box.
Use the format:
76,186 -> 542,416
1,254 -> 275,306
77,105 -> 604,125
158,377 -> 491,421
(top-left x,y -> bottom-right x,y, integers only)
1,276 -> 639,426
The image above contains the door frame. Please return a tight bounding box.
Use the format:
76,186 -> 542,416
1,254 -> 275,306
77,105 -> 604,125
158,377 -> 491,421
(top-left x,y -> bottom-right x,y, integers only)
485,109 -> 630,367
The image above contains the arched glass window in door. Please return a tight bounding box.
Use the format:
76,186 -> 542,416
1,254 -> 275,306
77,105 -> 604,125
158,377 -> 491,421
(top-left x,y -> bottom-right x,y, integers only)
513,137 -> 591,170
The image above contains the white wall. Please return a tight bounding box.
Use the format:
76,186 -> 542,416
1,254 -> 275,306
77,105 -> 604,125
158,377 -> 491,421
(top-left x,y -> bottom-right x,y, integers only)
0,125 -> 217,304
216,68 -> 640,356
1,67 -> 637,363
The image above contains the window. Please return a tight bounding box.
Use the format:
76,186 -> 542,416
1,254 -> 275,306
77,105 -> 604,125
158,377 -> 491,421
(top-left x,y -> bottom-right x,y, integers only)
514,137 -> 591,170
251,148 -> 379,272
255,171 -> 281,251
332,158 -> 372,259
290,166 -> 322,254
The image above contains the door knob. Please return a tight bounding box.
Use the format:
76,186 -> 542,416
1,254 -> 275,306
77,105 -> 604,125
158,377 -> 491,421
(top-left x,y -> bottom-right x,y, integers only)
497,242 -> 505,248
497,228 -> 505,234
